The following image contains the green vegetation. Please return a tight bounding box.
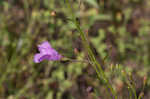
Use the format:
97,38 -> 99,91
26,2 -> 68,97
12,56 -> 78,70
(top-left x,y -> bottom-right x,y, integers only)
0,0 -> 150,99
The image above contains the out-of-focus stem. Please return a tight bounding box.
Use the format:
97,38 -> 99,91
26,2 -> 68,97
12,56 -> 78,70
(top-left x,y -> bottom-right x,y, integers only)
122,71 -> 137,99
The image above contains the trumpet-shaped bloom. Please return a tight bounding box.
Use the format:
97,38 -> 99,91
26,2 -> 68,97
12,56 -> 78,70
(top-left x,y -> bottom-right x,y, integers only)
34,41 -> 62,63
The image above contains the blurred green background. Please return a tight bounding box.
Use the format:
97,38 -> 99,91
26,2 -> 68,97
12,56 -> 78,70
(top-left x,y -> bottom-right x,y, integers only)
0,0 -> 150,99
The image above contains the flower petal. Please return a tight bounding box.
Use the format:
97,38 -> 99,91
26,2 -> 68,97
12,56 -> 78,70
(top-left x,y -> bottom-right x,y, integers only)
34,41 -> 62,63
48,53 -> 62,61
38,41 -> 52,53
34,53 -> 43,63
34,53 -> 51,63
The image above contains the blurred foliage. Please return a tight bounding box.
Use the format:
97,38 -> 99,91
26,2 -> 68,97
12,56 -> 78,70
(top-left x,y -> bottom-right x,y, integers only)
0,0 -> 150,99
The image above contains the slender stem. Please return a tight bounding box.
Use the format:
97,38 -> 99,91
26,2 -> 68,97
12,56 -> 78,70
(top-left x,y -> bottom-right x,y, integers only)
64,0 -> 117,98
122,71 -> 137,99
128,87 -> 133,99
62,57 -> 91,64
75,21 -> 117,98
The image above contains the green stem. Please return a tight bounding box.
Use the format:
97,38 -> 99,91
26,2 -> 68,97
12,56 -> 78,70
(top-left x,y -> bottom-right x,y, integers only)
128,87 -> 133,99
65,0 -> 117,98
75,20 -> 117,96
122,71 -> 137,99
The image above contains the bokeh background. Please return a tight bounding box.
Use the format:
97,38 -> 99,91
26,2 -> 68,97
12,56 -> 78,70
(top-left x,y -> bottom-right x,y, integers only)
0,0 -> 150,99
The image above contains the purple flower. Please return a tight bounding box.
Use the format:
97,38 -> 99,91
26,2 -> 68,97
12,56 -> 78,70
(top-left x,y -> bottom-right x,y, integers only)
34,41 -> 62,63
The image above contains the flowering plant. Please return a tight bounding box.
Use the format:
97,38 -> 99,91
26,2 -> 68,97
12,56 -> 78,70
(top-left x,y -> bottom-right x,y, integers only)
34,41 -> 62,63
